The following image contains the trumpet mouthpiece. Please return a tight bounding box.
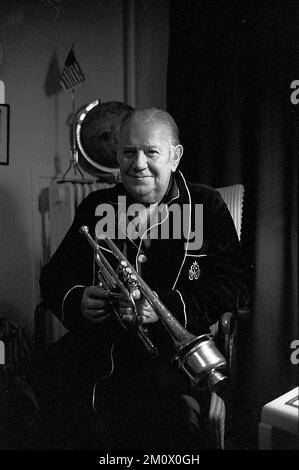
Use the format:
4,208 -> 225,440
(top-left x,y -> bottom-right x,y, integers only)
79,225 -> 89,235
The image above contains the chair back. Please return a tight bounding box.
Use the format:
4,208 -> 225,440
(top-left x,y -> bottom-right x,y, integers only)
216,184 -> 245,240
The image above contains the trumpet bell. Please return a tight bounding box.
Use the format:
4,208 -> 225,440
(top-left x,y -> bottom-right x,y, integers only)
174,335 -> 227,391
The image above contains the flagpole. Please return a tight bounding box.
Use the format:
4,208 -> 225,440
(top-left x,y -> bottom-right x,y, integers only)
71,88 -> 76,173
72,88 -> 75,157
70,44 -> 80,177
62,87 -> 84,179
61,45 -> 85,180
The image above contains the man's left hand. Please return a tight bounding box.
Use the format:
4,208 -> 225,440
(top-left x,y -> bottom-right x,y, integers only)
118,289 -> 159,325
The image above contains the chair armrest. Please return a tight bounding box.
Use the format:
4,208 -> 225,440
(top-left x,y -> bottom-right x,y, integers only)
219,312 -> 235,371
34,301 -> 48,356
214,307 -> 249,374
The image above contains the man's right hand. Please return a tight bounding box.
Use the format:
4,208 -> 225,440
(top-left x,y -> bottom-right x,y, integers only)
81,286 -> 111,324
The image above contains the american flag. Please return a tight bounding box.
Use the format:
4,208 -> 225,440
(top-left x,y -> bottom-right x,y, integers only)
60,47 -> 85,90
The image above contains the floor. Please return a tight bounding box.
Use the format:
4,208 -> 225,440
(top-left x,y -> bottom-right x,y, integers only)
1,387 -> 259,451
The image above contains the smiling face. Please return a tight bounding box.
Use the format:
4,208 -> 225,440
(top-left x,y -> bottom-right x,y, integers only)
118,115 -> 183,204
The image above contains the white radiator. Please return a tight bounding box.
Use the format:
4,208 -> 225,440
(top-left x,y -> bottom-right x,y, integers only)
45,179 -> 113,344
49,180 -> 113,255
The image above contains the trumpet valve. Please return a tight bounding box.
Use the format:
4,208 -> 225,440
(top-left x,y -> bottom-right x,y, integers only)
117,262 -> 138,288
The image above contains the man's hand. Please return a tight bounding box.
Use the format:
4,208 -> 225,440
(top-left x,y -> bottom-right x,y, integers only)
81,286 -> 111,324
118,289 -> 159,325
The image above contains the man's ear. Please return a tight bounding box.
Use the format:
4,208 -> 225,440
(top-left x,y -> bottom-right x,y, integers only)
171,144 -> 184,172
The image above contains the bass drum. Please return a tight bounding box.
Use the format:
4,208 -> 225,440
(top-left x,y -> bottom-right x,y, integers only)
76,100 -> 134,178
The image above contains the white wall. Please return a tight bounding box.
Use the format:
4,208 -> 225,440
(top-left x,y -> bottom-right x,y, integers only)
135,0 -> 169,109
0,0 -> 124,336
0,0 -> 169,338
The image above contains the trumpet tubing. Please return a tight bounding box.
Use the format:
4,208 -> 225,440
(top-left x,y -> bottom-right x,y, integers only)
105,237 -> 195,350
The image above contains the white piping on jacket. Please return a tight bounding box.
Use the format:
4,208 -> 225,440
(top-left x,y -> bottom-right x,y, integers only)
61,284 -> 85,323
174,289 -> 187,328
135,184 -> 180,273
172,171 -> 191,289
185,253 -> 207,258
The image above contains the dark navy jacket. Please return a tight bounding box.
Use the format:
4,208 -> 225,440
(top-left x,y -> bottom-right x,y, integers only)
40,171 -> 249,387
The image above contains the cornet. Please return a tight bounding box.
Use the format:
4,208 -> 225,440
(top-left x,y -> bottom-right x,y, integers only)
79,225 -> 227,392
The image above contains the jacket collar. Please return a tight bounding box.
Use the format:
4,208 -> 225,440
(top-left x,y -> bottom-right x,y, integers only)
101,173 -> 184,250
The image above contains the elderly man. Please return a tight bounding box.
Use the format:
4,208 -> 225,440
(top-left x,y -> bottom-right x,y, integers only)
39,108 -> 249,450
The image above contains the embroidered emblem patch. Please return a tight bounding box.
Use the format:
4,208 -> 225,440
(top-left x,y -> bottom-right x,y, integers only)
188,261 -> 200,280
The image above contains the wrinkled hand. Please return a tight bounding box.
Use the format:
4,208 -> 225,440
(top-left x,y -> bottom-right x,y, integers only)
81,286 -> 111,324
118,289 -> 159,326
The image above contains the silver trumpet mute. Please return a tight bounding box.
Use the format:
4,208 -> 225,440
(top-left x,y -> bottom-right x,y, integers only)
174,334 -> 227,391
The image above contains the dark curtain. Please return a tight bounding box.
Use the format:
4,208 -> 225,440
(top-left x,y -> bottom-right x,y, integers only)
167,0 -> 298,447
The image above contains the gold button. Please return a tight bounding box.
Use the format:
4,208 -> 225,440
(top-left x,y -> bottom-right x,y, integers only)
138,254 -> 147,263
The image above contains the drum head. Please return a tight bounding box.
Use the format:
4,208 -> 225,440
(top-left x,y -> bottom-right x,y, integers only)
76,100 -> 134,175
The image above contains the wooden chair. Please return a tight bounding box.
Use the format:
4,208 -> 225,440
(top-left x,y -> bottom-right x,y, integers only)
34,183 -> 248,449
